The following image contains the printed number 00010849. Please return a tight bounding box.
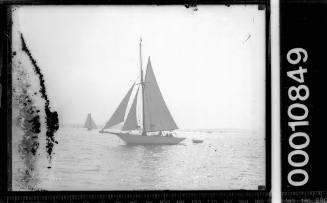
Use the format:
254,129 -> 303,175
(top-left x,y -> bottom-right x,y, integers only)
286,48 -> 310,187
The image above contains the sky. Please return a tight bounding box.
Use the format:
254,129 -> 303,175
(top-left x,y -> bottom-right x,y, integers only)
13,5 -> 266,132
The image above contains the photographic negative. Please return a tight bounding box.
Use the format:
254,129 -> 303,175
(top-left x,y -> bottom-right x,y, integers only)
9,5 -> 268,192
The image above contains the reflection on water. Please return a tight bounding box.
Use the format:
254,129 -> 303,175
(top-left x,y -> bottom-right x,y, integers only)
139,145 -> 165,185
12,127 -> 265,190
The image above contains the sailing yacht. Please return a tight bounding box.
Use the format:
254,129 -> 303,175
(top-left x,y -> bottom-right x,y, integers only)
83,113 -> 97,130
100,39 -> 185,145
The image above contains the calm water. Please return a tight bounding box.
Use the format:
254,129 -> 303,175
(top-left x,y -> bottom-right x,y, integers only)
12,127 -> 265,190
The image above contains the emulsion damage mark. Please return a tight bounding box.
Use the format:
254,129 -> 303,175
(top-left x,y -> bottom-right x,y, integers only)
20,34 -> 59,161
13,62 -> 41,190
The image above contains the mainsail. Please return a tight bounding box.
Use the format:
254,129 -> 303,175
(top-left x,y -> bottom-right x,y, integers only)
103,83 -> 135,129
84,113 -> 97,130
143,57 -> 178,132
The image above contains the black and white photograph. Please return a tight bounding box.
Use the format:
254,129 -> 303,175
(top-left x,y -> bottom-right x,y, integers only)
10,5 -> 267,191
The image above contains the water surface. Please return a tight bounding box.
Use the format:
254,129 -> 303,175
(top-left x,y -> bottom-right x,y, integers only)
12,127 -> 265,190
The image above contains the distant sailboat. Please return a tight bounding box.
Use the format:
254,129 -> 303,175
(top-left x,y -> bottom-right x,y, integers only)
101,39 -> 185,145
84,113 -> 97,130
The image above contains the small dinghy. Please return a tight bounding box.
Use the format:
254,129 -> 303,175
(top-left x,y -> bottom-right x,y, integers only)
192,139 -> 203,143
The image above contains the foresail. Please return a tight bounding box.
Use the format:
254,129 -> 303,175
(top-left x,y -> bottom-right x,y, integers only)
103,83 -> 135,129
143,58 -> 178,132
122,87 -> 139,131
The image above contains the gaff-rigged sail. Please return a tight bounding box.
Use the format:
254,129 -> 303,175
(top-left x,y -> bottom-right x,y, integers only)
103,83 -> 135,129
143,58 -> 178,132
84,113 -> 97,129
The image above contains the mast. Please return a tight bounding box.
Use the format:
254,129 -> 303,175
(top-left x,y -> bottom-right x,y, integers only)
140,38 -> 147,136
